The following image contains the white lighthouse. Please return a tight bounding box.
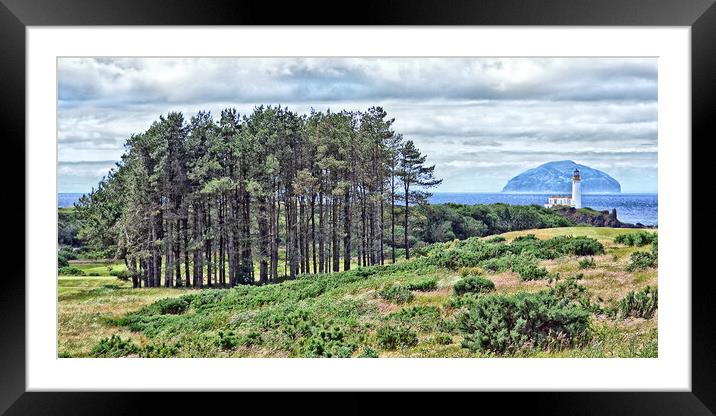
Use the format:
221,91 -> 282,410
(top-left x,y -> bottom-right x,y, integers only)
571,168 -> 582,208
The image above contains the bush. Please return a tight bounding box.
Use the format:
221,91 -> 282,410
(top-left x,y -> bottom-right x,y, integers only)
378,285 -> 415,304
453,275 -> 495,295
615,231 -> 658,247
578,258 -> 596,269
239,331 -> 262,347
457,288 -> 591,354
149,297 -> 191,315
626,250 -> 657,271
58,247 -> 79,260
406,278 -> 438,292
90,335 -> 140,357
140,342 -> 180,357
486,236 -> 506,243
376,324 -> 419,350
300,325 -> 356,358
617,286 -> 658,319
88,272 -> 101,276
358,346 -> 379,358
110,269 -> 131,281
568,237 -> 605,256
58,254 -> 69,268
216,330 -> 239,351
434,333 -> 453,345
58,266 -> 85,276
511,255 -> 549,281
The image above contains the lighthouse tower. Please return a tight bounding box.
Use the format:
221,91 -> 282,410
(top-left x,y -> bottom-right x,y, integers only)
571,168 -> 582,208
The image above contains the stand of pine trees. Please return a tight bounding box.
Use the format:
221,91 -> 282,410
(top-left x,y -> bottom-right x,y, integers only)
75,106 -> 441,288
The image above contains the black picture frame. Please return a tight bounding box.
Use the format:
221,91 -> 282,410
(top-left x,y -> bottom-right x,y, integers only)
2,0 -> 712,414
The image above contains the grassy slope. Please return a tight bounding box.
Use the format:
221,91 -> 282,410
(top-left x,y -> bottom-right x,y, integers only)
58,227 -> 657,358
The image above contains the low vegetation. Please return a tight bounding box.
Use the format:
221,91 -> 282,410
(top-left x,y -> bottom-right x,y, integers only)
615,231 -> 658,247
58,227 -> 657,358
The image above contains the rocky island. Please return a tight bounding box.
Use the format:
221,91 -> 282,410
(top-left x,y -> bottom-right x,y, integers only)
502,160 -> 621,194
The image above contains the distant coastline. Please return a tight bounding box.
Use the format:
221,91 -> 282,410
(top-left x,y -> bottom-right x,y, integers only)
60,191 -> 658,226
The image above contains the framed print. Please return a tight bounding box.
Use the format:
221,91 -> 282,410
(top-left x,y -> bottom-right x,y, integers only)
2,0 -> 714,413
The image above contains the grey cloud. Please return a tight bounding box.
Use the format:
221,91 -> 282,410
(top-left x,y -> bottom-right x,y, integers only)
57,57 -> 658,193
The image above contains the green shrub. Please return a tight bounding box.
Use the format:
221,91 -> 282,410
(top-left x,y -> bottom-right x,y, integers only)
216,330 -> 239,350
479,255 -> 515,273
626,250 -> 657,271
406,278 -> 438,292
434,333 -> 453,345
376,324 -> 419,350
568,237 -> 605,256
378,285 -> 415,304
300,325 -> 356,358
453,275 -> 495,295
140,342 -> 180,357
58,254 -> 69,268
153,297 -> 191,315
239,331 -> 262,347
510,254 -> 549,281
615,231 -> 658,247
58,247 -> 79,260
110,269 -> 131,281
486,236 -> 506,243
358,346 -> 379,358
58,266 -> 85,276
617,286 -> 658,319
578,258 -> 596,269
457,288 -> 591,354
90,335 -> 140,357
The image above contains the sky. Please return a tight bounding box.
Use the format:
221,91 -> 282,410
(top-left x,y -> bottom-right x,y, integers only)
58,57 -> 658,194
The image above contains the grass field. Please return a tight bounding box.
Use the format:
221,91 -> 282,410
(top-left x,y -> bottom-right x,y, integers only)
58,227 -> 657,358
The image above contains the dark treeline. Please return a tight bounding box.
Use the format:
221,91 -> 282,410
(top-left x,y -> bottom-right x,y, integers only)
75,106 -> 441,288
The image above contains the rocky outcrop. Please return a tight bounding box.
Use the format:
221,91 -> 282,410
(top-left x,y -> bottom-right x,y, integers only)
551,206 -> 645,228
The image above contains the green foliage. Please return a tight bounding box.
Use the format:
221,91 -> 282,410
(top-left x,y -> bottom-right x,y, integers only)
133,297 -> 191,316
140,342 -> 180,357
58,254 -> 69,268
376,324 -> 419,350
615,231 -> 658,247
300,325 -> 356,358
617,286 -> 658,319
433,333 -> 453,345
406,278 -> 438,292
457,278 -> 591,354
424,234 -> 603,271
388,305 -> 444,332
58,208 -> 83,247
453,275 -> 495,295
416,203 -> 574,244
378,285 -> 415,304
358,346 -> 379,358
578,258 -> 596,269
626,248 -> 658,272
216,330 -> 240,350
110,269 -> 131,281
58,266 -> 85,276
90,335 -> 140,357
511,254 -> 549,281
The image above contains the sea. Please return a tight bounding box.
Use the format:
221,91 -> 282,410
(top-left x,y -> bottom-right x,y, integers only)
58,192 -> 658,227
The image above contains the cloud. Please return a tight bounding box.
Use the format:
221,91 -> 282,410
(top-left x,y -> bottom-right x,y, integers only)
57,57 -> 658,193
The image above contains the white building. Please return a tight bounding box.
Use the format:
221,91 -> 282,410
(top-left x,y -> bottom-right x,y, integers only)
545,169 -> 582,208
